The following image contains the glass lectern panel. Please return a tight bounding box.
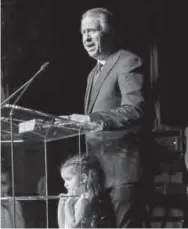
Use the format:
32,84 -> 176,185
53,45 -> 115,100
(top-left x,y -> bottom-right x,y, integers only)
1,104 -> 103,228
1,104 -> 103,142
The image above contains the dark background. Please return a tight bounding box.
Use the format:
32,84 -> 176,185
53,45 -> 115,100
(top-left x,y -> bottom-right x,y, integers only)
2,0 -> 188,127
1,1 -> 188,227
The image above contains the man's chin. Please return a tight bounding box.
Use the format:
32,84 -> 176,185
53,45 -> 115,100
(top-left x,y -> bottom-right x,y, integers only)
88,51 -> 96,56
88,51 -> 99,60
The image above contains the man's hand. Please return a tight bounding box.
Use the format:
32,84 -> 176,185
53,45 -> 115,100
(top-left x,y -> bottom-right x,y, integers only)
55,114 -> 90,125
69,114 -> 90,123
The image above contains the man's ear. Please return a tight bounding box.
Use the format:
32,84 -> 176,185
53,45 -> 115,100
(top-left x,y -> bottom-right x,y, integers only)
80,173 -> 88,183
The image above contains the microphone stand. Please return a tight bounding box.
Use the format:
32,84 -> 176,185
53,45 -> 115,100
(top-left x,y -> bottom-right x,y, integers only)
0,62 -> 50,107
4,61 -> 50,228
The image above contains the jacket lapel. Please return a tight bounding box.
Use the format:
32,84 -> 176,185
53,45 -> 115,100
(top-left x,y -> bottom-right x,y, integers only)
84,65 -> 98,114
87,52 -> 120,114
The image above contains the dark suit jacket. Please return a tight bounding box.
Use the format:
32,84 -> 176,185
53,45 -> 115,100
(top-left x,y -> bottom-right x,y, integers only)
85,49 -> 149,189
85,49 -> 146,131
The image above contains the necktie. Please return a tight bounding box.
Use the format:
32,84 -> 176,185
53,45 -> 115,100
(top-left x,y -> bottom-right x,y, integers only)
93,63 -> 103,86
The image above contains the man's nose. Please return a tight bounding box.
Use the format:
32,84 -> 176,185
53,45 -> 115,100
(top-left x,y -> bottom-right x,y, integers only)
64,182 -> 68,189
84,33 -> 92,42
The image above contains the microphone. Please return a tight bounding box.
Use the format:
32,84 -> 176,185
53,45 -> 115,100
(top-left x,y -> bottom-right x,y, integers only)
40,61 -> 50,71
0,61 -> 50,107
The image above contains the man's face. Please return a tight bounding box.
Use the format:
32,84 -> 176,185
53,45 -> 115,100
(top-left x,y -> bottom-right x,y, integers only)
81,16 -> 113,60
1,173 -> 10,196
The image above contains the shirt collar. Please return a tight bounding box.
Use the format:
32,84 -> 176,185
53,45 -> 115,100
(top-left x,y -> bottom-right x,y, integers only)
97,60 -> 106,66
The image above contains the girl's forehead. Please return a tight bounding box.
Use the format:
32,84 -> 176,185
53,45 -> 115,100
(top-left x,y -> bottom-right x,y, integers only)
61,165 -> 78,176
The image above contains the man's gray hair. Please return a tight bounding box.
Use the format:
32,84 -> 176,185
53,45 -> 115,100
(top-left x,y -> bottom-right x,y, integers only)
81,8 -> 117,33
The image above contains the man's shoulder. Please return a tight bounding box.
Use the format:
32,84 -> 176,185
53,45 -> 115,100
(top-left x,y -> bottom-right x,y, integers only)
118,49 -> 142,61
114,49 -> 143,68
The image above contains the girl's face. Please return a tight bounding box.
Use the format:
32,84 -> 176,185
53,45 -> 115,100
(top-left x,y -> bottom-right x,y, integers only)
61,166 -> 85,195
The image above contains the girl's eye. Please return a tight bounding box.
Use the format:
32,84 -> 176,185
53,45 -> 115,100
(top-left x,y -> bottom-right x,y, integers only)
63,177 -> 70,181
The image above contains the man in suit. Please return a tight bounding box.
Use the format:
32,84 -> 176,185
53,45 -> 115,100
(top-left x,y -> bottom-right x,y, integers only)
61,8 -> 153,227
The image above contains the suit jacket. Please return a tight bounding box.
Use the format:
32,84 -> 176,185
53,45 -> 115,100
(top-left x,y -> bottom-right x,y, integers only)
85,49 -> 146,131
84,49 -> 149,189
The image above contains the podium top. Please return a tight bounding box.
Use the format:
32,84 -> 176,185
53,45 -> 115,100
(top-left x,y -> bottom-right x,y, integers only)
1,104 -> 103,142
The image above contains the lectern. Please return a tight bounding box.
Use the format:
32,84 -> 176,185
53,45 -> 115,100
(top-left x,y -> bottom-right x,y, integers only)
1,104 -> 103,228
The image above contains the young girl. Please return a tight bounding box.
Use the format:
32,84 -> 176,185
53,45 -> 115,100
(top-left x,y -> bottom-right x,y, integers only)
57,154 -> 115,228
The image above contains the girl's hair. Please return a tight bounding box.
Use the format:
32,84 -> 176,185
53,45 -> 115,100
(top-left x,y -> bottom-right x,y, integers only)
60,154 -> 105,196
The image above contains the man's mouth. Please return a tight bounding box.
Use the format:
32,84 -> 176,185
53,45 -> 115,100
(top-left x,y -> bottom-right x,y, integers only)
86,43 -> 94,47
85,43 -> 95,50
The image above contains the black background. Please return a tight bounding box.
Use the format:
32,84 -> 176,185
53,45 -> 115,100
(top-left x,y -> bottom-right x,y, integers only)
1,1 -> 188,227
